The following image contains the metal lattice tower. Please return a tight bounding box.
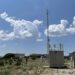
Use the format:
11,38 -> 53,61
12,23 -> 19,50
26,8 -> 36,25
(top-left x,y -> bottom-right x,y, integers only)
46,10 -> 51,54
46,10 -> 64,68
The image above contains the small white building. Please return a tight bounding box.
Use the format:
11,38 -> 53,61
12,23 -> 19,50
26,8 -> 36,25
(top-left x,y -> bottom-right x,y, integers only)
48,51 -> 64,68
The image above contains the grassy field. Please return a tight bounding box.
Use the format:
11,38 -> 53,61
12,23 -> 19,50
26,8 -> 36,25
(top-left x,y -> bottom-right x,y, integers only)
0,57 -> 75,75
0,57 -> 48,75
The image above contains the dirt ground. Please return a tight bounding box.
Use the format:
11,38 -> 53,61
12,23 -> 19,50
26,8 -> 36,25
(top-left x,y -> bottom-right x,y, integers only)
41,68 -> 75,75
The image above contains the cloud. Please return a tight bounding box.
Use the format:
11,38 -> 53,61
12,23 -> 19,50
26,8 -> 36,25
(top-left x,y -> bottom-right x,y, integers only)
36,38 -> 43,42
36,32 -> 43,42
0,12 -> 43,40
44,17 -> 75,37
0,30 -> 15,40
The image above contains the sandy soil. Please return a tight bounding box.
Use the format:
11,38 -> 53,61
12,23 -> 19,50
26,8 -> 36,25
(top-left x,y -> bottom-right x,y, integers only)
41,68 -> 75,75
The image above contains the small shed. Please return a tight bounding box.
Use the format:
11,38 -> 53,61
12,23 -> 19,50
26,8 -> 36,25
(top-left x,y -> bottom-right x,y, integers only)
48,51 -> 64,68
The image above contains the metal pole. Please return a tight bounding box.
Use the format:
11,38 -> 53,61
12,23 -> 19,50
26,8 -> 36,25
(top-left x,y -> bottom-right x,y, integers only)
46,9 -> 51,68
46,9 -> 50,54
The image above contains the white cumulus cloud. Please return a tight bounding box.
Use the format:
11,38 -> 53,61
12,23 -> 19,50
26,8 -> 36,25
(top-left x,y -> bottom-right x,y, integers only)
0,12 -> 43,40
44,17 -> 75,37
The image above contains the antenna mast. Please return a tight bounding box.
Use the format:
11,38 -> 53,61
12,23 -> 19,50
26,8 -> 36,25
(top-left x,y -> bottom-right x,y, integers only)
47,10 -> 50,54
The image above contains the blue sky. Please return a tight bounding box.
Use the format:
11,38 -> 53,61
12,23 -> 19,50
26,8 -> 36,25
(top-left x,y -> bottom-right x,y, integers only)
0,0 -> 75,56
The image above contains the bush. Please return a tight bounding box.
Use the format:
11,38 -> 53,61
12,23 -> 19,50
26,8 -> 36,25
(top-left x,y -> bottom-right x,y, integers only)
0,60 -> 5,66
3,53 -> 15,59
15,58 -> 22,66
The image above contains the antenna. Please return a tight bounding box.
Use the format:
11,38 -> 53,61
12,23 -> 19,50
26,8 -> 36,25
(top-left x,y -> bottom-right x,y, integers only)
59,43 -> 63,51
46,9 -> 51,54
54,44 -> 56,51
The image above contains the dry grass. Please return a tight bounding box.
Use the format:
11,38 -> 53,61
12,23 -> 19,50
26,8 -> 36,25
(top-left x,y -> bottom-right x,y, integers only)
0,57 -> 75,75
0,58 -> 48,75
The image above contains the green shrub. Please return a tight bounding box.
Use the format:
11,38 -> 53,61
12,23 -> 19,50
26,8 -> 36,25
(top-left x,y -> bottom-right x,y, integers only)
0,60 -> 5,66
15,58 -> 22,66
